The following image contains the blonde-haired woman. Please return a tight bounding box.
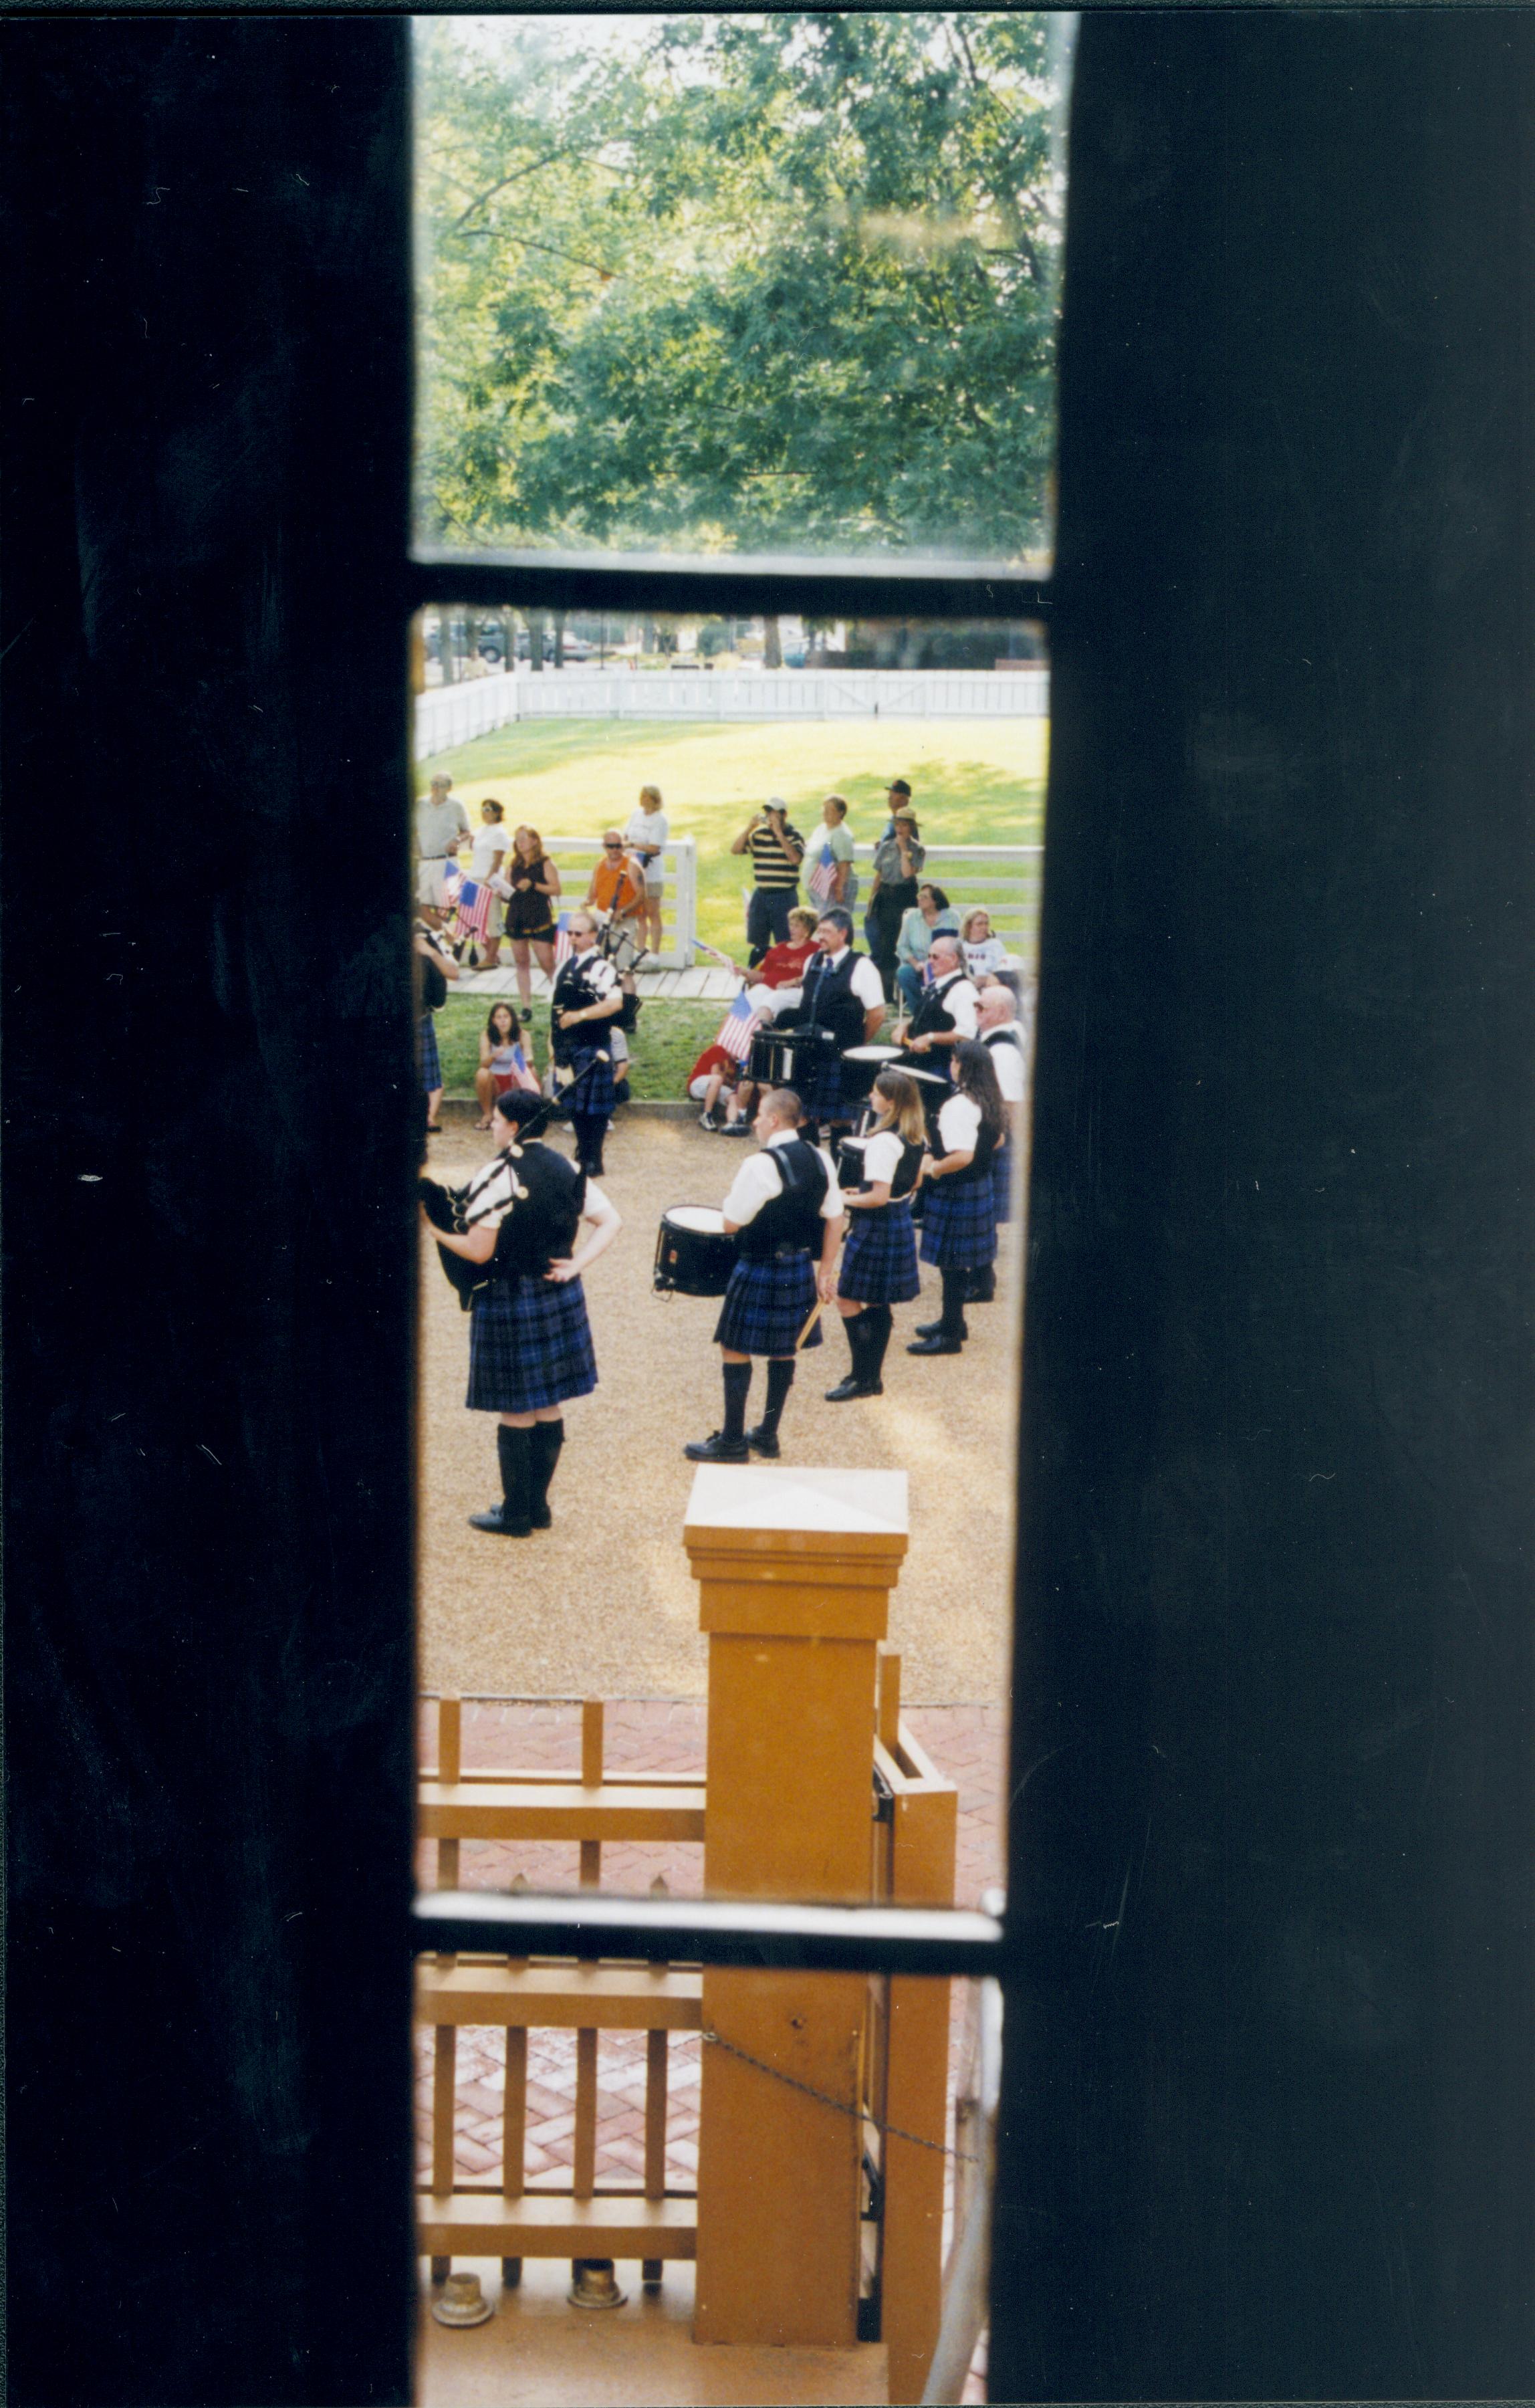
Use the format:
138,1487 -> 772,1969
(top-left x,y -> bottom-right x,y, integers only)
827,1068 -> 926,1401
503,825 -> 562,1009
960,905 -> 1009,981
624,782 -> 669,957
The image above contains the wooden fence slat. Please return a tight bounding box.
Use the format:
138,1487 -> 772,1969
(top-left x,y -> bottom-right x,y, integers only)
642,2025 -> 669,2286
502,2025 -> 527,2288
574,2027 -> 598,2201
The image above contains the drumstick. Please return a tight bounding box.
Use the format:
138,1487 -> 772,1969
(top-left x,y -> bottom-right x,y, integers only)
796,1296 -> 825,1351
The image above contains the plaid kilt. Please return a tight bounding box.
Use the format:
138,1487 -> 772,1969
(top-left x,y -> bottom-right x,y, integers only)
838,1201 -> 921,1303
558,1041 -> 616,1118
714,1252 -> 822,1355
796,1036 -> 844,1122
991,1134 -> 1014,1226
417,1011 -> 441,1095
919,1174 -> 998,1271
467,1273 -> 598,1413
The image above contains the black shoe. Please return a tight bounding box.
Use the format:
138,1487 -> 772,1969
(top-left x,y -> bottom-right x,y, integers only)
684,1430 -> 750,1463
468,1505 -> 534,1536
743,1423 -> 782,1456
915,1316 -> 966,1341
907,1334 -> 964,1356
824,1376 -> 881,1403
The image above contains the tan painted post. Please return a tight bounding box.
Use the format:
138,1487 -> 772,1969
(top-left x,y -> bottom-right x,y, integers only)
878,1723 -> 959,2406
684,1464 -> 908,2348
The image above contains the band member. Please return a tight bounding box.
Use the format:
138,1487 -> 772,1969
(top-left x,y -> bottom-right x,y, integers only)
977,982 -> 1028,1229
425,1090 -> 621,1536
827,1069 -> 925,1402
551,910 -> 623,1178
786,906 -> 887,1135
898,934 -> 979,1073
685,1087 -> 844,1463
908,1040 -> 1006,1357
414,921 -> 459,1137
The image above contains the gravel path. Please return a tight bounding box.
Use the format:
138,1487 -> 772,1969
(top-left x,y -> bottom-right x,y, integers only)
419,1113 -> 1020,1703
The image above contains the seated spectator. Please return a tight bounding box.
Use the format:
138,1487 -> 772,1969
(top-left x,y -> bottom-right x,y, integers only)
895,883 -> 961,1016
717,905 -> 819,1021
960,907 -> 1010,982
686,1041 -> 753,1132
586,830 -> 646,932
473,1000 -> 539,1129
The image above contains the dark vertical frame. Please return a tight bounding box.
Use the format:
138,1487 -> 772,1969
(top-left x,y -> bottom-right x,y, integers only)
997,14 -> 1535,2399
3,23 -> 419,2403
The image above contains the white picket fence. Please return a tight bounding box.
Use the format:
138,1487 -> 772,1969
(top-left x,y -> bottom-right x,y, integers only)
413,665 -> 1048,758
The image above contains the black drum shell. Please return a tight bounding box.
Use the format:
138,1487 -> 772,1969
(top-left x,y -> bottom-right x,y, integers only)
654,1210 -> 737,1297
836,1135 -> 870,1192
839,1044 -> 903,1111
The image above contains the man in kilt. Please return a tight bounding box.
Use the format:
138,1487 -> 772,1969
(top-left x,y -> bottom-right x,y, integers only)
784,907 -> 887,1137
552,910 -> 623,1178
684,1087 -> 844,1464
828,1067 -> 926,1402
909,1040 -> 1006,1358
424,1090 -> 621,1535
976,984 -> 1028,1303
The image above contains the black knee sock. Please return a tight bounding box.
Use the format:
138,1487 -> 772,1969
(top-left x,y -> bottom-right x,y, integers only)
940,1268 -> 969,1340
722,1361 -> 752,1440
844,1310 -> 864,1366
528,1418 -> 564,1521
861,1305 -> 893,1382
762,1357 -> 796,1434
572,1114 -> 604,1174
497,1424 -> 533,1523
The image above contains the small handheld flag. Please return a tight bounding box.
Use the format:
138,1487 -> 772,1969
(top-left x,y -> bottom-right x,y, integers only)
553,913 -> 574,970
713,988 -> 760,1065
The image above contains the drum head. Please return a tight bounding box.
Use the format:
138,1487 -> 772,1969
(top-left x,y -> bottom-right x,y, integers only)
844,1045 -> 901,1064
665,1205 -> 727,1233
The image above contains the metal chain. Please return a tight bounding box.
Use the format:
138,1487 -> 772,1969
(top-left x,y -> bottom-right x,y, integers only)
701,2027 -> 981,2165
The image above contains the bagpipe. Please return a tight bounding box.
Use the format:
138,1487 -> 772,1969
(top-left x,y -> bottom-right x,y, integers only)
419,1055 -> 602,1308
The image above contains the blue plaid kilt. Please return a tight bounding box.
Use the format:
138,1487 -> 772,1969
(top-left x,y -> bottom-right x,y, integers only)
838,1201 -> 921,1303
467,1273 -> 598,1413
991,1134 -> 1014,1226
919,1174 -> 998,1271
417,1011 -> 441,1095
558,1042 -> 616,1118
797,1036 -> 844,1123
714,1252 -> 822,1355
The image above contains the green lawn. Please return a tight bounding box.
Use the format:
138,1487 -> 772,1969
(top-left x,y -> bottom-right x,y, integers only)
419,715 -> 1047,962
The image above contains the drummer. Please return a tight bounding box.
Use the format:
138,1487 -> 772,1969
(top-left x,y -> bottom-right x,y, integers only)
827,1068 -> 926,1402
684,1087 -> 844,1464
977,982 -> 1028,1235
784,906 -> 887,1137
897,935 -> 979,1075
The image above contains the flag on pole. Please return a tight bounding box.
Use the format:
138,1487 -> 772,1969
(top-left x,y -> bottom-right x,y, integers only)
553,912 -> 574,970
808,842 -> 838,904
440,861 -> 464,908
712,988 -> 760,1065
450,875 -> 493,944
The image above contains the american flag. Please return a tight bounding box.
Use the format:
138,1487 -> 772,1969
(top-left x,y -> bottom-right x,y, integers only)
450,875 -> 494,944
808,843 -> 838,903
552,912 -> 574,970
713,988 -> 760,1065
440,862 -> 463,907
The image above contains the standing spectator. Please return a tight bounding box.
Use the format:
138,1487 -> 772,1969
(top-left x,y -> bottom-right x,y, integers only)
415,772 -> 471,929
807,793 -> 858,912
468,798 -> 507,970
624,783 -> 669,958
959,906 -> 1009,982
866,789 -> 925,998
586,831 -> 646,938
731,796 -> 805,962
895,883 -> 961,1016
502,826 -> 562,1012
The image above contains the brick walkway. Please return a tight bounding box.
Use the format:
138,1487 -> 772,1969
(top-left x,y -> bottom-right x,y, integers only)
415,1696 -> 1007,2198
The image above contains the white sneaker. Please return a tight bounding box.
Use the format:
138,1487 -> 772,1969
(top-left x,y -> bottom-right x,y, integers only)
699,1111 -> 720,1131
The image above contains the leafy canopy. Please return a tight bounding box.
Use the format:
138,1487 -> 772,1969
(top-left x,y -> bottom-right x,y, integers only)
415,13 -> 1061,560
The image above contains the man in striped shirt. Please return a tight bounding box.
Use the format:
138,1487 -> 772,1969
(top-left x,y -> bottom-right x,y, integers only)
731,795 -> 805,962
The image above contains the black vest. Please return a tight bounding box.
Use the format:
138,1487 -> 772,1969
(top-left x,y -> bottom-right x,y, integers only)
907,972 -> 967,1043
982,1025 -> 1022,1057
487,1142 -> 586,1279
798,948 -> 867,1052
551,953 -> 610,1061
951,1115 -> 1000,1188
737,1137 -> 829,1259
873,1136 -> 925,1205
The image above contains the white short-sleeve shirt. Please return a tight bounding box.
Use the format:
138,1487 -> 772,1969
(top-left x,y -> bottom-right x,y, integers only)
721,1128 -> 844,1228
983,1032 -> 1026,1103
469,823 -> 507,879
817,946 -> 886,1018
860,1128 -> 905,1186
937,1093 -> 983,1157
625,808 -> 669,882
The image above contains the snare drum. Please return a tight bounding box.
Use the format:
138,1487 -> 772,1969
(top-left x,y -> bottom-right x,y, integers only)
836,1135 -> 870,1192
654,1205 -> 737,1297
839,1043 -> 903,1111
905,1067 -> 951,1140
749,1026 -> 804,1087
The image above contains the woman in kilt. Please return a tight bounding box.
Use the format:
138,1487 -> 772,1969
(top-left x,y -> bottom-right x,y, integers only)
414,923 -> 459,1136
684,1088 -> 844,1464
551,911 -> 623,1178
425,1090 -> 621,1537
908,1041 -> 1006,1358
827,1069 -> 925,1402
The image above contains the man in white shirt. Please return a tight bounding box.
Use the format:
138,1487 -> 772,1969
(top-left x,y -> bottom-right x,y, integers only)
784,906 -> 887,1133
684,1088 -> 844,1464
899,935 -> 979,1068
623,784 -> 669,958
415,773 -> 472,925
977,982 -> 1028,1104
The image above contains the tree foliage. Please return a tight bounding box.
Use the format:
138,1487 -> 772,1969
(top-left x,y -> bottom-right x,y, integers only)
415,15 -> 1061,558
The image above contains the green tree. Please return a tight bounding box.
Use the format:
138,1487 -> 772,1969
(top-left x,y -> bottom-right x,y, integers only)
415,14 -> 1060,560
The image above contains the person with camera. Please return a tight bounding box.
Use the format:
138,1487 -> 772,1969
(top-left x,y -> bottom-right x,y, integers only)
424,1088 -> 620,1539
731,795 -> 805,963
